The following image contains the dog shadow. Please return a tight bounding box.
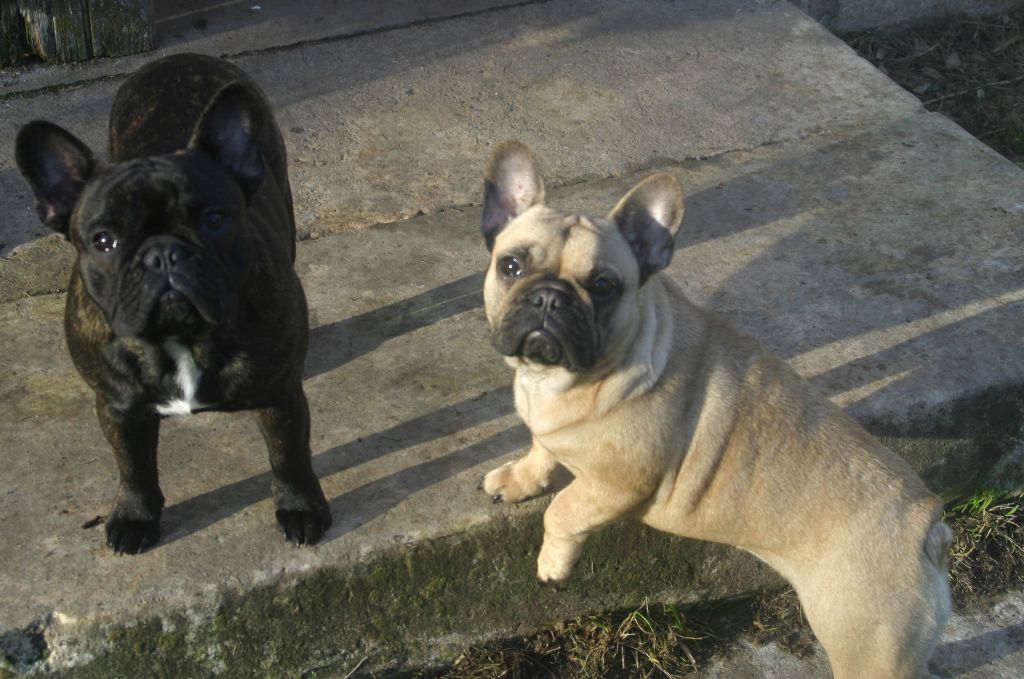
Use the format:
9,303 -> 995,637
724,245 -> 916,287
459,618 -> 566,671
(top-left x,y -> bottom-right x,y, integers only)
160,386 -> 517,545
934,622 -> 1024,677
304,271 -> 484,379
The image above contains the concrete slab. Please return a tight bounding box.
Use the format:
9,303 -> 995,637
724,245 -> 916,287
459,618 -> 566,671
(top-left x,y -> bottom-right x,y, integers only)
1,111 -> 1022,675
0,0 -> 533,95
0,0 -> 921,299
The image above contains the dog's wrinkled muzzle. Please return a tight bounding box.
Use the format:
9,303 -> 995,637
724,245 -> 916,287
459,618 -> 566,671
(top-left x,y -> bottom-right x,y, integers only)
110,237 -> 231,338
493,280 -> 598,371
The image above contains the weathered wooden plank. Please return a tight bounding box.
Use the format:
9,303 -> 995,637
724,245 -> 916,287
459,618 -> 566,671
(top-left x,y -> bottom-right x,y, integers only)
1,0 -> 151,64
50,0 -> 90,62
15,0 -> 57,62
88,0 -> 153,58
0,1 -> 30,66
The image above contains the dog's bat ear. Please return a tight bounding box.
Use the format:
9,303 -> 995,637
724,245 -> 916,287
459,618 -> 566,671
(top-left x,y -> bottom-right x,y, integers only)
609,173 -> 684,285
481,140 -> 545,251
15,121 -> 97,238
190,81 -> 267,197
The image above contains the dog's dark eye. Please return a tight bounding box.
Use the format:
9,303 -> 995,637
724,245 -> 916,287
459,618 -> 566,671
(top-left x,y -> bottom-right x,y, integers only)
201,209 -> 228,233
499,256 -> 524,278
590,276 -> 618,298
91,230 -> 118,253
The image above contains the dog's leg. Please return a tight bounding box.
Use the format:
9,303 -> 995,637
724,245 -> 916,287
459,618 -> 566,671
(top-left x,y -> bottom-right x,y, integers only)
97,395 -> 164,554
537,479 -> 648,583
791,534 -> 951,679
481,437 -> 559,503
255,380 -> 332,545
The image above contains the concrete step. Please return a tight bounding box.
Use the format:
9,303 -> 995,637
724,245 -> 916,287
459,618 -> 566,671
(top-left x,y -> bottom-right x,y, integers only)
1,1 -> 1023,676
1,0 -> 921,300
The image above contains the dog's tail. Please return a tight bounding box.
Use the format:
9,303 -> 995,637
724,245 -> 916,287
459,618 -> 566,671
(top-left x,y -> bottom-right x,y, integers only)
924,520 -> 954,570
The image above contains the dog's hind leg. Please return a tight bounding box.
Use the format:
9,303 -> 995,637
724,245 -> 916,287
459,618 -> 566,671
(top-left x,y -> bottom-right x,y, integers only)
792,521 -> 952,679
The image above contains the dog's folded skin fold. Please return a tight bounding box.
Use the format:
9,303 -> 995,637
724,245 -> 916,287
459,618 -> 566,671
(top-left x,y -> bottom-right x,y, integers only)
15,53 -> 331,554
478,140 -> 951,679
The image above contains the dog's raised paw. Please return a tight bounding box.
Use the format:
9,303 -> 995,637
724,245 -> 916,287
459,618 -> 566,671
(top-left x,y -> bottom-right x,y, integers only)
481,460 -> 547,504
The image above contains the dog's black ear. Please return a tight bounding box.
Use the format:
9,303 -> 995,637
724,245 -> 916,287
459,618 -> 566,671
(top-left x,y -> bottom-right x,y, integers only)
609,173 -> 685,285
15,121 -> 97,237
481,140 -> 545,251
189,81 -> 267,196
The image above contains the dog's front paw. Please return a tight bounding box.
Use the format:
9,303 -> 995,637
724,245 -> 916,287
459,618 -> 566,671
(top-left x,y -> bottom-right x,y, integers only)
481,459 -> 549,504
275,507 -> 332,546
536,541 -> 576,584
105,492 -> 163,554
273,483 -> 332,546
106,513 -> 160,555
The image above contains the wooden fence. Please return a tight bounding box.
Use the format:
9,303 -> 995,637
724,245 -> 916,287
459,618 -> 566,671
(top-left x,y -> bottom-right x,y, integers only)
1,0 -> 153,65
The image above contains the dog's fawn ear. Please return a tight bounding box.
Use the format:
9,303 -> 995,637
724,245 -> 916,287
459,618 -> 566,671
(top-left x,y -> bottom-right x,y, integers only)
190,81 -> 267,196
481,140 -> 545,251
15,121 -> 97,237
609,173 -> 684,284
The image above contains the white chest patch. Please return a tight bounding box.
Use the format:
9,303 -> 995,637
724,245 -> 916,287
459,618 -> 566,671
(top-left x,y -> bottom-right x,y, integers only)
155,340 -> 207,416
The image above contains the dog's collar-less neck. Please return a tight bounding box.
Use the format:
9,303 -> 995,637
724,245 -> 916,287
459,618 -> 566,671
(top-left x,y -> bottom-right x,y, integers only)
155,339 -> 208,416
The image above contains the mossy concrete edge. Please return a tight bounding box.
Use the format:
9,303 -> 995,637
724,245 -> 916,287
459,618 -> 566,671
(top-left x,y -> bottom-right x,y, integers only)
872,383 -> 1024,498
27,512 -> 782,678
12,393 -> 1023,678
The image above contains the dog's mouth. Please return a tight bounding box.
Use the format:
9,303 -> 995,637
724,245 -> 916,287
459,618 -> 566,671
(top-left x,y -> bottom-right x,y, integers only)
110,265 -> 232,339
519,328 -> 564,366
152,288 -> 201,333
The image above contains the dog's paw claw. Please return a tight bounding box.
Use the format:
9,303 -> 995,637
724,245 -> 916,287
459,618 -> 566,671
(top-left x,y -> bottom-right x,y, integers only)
481,460 -> 548,504
105,516 -> 160,555
276,508 -> 331,546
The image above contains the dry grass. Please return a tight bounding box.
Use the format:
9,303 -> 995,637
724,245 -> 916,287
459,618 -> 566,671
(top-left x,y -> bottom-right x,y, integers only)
946,491 -> 1024,607
844,8 -> 1024,167
434,601 -> 710,679
399,492 -> 1023,678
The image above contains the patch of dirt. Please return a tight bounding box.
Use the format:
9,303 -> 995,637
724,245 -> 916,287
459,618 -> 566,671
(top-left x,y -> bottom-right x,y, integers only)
844,9 -> 1024,167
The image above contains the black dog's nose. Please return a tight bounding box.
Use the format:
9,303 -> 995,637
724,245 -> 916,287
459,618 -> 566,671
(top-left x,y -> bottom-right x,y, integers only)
142,243 -> 192,272
529,287 -> 568,312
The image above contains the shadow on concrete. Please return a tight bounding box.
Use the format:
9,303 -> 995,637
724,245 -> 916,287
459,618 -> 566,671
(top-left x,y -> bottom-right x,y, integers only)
322,423 -> 529,540
305,271 -> 484,379
162,115 -> 1024,539
0,167 -> 48,256
159,386 -> 514,544
935,622 -> 1024,677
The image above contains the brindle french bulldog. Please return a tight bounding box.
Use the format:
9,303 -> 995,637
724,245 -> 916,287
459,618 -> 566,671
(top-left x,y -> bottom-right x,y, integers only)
15,53 -> 331,554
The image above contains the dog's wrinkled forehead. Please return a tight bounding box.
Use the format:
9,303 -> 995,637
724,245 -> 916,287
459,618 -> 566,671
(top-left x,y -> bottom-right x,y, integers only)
76,157 -> 187,231
495,205 -> 636,281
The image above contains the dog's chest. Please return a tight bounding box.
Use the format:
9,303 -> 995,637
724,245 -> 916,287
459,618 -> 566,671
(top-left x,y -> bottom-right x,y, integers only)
155,340 -> 210,416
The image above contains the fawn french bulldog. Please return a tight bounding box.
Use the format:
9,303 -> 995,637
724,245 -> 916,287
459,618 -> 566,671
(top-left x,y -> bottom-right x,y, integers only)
479,141 -> 951,678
